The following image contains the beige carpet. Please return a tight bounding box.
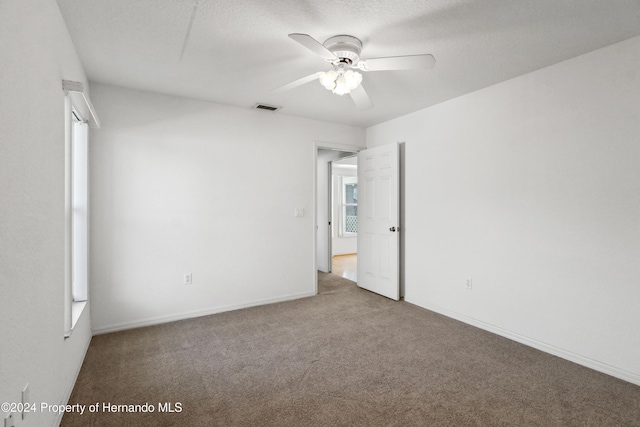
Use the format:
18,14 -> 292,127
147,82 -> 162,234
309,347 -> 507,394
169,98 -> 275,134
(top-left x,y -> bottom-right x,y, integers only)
62,273 -> 640,426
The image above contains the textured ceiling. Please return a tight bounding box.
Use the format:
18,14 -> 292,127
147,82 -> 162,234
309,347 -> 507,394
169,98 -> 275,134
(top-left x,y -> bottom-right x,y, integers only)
57,0 -> 640,127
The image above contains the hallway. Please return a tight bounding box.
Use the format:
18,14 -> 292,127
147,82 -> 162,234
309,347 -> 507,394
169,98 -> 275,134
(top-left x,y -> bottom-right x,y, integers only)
331,254 -> 357,282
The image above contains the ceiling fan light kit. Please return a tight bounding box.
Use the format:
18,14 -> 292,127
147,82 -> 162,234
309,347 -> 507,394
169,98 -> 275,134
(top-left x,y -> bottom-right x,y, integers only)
319,68 -> 363,95
275,33 -> 435,109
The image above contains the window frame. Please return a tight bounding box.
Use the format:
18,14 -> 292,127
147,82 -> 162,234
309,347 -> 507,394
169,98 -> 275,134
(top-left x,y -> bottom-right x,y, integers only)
64,99 -> 89,337
339,176 -> 358,237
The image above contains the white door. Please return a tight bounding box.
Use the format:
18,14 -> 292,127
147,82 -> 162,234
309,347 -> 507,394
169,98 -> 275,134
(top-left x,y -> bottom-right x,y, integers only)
357,143 -> 400,300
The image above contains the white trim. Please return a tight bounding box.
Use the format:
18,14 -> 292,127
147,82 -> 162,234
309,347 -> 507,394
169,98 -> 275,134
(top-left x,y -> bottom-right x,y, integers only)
62,80 -> 100,128
64,302 -> 88,339
64,96 -> 72,336
313,141 -> 364,293
71,301 -> 87,330
312,143 -> 318,294
406,298 -> 640,387
92,291 -> 315,335
314,140 -> 364,153
55,329 -> 92,427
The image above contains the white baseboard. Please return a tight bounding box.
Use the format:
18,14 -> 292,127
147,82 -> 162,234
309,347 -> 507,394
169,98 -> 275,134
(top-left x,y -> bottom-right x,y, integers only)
406,298 -> 640,387
92,291 -> 316,335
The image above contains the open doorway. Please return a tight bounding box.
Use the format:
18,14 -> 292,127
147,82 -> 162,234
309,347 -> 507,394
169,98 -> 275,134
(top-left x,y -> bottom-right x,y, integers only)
331,156 -> 358,281
316,147 -> 358,283
315,142 -> 402,299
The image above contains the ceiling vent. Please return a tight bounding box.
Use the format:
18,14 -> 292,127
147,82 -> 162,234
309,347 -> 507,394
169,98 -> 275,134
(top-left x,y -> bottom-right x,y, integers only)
253,103 -> 281,112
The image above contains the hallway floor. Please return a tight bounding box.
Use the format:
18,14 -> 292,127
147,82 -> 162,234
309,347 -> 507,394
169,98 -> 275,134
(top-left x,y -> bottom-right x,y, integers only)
331,253 -> 357,282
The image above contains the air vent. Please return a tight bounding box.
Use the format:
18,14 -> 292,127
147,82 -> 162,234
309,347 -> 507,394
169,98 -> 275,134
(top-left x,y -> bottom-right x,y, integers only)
253,103 -> 280,112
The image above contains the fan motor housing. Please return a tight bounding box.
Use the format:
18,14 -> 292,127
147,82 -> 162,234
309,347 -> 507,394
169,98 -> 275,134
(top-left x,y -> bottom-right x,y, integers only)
323,35 -> 362,65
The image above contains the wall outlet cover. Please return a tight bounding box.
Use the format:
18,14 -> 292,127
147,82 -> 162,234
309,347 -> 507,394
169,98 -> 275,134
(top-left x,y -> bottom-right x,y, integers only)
4,413 -> 15,427
22,383 -> 29,420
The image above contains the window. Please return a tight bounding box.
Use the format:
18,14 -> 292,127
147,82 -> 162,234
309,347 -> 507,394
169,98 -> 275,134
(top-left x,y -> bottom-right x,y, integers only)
64,102 -> 89,336
340,176 -> 358,236
62,80 -> 98,336
72,118 -> 88,304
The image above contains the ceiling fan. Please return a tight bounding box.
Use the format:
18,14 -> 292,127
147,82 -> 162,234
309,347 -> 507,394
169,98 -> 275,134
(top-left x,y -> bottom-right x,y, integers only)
273,33 -> 436,110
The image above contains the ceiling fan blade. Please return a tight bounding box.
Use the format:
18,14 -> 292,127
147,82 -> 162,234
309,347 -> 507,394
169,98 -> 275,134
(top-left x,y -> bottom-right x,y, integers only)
272,72 -> 323,94
349,84 -> 373,110
359,54 -> 435,71
288,33 -> 337,61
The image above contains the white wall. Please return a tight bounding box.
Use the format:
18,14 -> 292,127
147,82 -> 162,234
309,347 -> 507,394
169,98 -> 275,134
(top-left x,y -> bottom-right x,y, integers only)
0,1 -> 93,425
89,84 -> 365,333
367,36 -> 640,385
331,163 -> 358,256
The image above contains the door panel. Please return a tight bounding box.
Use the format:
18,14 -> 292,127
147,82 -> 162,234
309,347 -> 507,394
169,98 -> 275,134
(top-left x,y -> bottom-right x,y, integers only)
357,143 -> 399,300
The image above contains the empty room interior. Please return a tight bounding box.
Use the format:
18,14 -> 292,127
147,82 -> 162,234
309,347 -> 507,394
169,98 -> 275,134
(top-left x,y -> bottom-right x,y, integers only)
2,0 -> 640,426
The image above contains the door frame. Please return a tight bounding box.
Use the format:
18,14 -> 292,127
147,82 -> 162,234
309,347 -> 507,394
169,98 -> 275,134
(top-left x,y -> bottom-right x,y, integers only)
312,141 -> 363,295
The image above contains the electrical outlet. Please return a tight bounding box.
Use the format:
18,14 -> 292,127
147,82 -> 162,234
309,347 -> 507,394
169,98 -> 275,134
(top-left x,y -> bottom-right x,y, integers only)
466,278 -> 473,290
22,383 -> 29,420
184,273 -> 192,285
4,412 -> 15,427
